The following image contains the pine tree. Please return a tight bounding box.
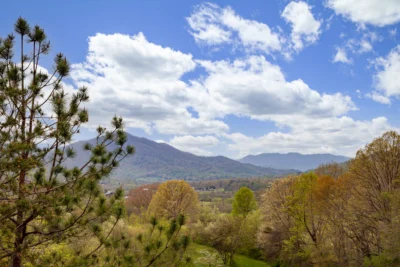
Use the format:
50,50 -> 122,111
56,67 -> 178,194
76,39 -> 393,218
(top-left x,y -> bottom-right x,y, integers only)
0,18 -> 134,266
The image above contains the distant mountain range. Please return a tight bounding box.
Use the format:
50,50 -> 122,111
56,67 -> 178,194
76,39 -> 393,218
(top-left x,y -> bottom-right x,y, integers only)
64,134 -> 298,182
239,152 -> 350,172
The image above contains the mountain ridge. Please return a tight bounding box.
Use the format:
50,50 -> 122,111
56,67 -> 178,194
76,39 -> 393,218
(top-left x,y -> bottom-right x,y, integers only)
64,133 -> 299,182
239,152 -> 350,172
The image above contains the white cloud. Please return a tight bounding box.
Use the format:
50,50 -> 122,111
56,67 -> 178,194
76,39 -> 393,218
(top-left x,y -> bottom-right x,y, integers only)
333,31 -> 380,66
226,116 -> 396,158
359,40 -> 373,53
366,92 -> 391,104
186,3 -> 232,45
184,53 -> 397,158
281,1 -> 322,52
169,135 -> 219,156
220,6 -> 282,53
370,45 -> 400,103
345,32 -> 380,54
183,55 -> 392,159
327,0 -> 400,27
65,19 -> 396,159
187,2 -> 282,54
187,2 -> 323,58
155,117 -> 229,135
190,55 -> 356,121
71,32 -> 229,135
333,47 -> 352,64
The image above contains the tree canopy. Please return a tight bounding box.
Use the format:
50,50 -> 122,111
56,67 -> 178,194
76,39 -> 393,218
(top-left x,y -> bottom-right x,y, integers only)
148,180 -> 199,219
232,186 -> 256,216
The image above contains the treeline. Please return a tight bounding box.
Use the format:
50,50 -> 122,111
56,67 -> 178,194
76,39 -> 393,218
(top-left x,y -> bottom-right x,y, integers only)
190,177 -> 273,192
259,131 -> 400,266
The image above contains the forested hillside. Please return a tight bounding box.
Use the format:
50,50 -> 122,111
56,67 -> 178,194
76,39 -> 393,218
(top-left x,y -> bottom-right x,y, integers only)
64,134 -> 298,182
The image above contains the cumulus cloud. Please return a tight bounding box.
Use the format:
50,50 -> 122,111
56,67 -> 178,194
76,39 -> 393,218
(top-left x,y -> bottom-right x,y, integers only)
187,2 -> 282,54
187,2 -> 324,58
226,116 -> 396,158
183,55 -> 395,158
169,135 -> 219,156
281,1 -> 322,52
190,56 -> 356,120
70,32 -> 229,135
369,45 -> 400,103
65,19 -> 395,158
327,0 -> 400,27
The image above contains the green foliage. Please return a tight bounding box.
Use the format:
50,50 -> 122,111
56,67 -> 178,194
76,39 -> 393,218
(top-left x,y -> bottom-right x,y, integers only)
0,18 -> 133,266
100,215 -> 191,266
364,254 -> 397,267
189,243 -> 270,267
232,187 -> 257,216
198,212 -> 261,266
202,214 -> 242,266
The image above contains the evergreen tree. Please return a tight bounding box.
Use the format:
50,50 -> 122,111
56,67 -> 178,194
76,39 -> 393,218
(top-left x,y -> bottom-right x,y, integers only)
0,18 -> 134,266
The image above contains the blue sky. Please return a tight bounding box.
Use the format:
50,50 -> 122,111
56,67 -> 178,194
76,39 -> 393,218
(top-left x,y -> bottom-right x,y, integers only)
2,0 -> 400,158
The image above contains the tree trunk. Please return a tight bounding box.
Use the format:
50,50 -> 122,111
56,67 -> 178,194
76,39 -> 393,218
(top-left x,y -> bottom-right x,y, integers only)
11,250 -> 22,267
11,224 -> 24,267
11,29 -> 27,267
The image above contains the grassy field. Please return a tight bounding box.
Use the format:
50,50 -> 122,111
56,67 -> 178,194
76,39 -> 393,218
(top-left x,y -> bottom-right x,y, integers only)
188,243 -> 270,267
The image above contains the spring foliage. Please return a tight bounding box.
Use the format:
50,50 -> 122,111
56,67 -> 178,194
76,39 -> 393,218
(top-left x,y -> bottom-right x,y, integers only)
258,131 -> 400,266
232,186 -> 256,216
148,180 -> 199,219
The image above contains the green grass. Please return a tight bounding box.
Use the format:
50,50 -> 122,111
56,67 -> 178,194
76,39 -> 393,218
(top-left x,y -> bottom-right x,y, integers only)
188,243 -> 270,267
234,254 -> 270,267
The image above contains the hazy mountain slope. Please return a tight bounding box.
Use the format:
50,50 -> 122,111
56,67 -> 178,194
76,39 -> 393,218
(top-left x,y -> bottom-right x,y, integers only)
239,152 -> 350,172
65,134 -> 298,182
